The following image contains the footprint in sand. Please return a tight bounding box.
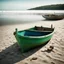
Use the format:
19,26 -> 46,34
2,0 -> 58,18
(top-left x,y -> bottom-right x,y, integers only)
30,57 -> 38,61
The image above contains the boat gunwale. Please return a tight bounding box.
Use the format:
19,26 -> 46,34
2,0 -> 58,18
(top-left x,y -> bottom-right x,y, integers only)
16,27 -> 55,38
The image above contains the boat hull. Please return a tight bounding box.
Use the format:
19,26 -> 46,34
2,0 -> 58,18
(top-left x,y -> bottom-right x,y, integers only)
15,33 -> 53,52
14,26 -> 54,52
42,14 -> 64,20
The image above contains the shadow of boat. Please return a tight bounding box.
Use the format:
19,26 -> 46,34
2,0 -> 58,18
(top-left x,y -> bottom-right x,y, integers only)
0,41 -> 49,64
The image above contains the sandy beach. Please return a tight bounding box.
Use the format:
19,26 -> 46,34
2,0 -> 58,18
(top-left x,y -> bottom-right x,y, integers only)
0,19 -> 64,64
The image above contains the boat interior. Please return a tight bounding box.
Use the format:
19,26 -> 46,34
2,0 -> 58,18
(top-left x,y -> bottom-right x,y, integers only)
31,26 -> 54,32
18,30 -> 52,37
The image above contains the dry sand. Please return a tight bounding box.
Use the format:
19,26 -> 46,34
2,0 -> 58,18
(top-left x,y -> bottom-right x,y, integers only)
0,19 -> 64,64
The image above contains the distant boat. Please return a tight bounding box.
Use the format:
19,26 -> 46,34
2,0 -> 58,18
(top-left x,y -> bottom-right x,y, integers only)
42,14 -> 64,20
14,25 -> 54,52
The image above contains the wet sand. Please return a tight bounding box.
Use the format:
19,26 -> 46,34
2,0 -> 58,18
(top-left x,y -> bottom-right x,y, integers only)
0,19 -> 64,64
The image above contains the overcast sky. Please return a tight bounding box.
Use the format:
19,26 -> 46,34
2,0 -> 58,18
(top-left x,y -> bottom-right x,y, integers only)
0,0 -> 64,10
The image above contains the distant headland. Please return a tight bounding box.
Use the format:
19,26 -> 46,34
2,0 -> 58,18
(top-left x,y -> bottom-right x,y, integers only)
28,4 -> 64,10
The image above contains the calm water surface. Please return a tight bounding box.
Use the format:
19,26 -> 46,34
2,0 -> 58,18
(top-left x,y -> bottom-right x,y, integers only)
0,10 -> 64,25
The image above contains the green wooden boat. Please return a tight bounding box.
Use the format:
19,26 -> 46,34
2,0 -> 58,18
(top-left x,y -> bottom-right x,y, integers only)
14,25 -> 54,52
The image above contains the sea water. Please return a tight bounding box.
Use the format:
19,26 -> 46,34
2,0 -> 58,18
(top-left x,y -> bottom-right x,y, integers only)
0,10 -> 64,25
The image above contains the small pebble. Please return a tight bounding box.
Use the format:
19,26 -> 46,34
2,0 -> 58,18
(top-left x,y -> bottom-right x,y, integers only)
47,46 -> 54,51
41,46 -> 54,53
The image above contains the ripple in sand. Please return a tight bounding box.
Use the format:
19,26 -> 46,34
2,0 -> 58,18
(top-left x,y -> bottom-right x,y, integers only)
25,63 -> 28,64
51,62 -> 55,64
42,60 -> 48,63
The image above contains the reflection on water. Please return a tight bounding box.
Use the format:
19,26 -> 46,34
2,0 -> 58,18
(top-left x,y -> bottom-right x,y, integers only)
0,14 -> 43,25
